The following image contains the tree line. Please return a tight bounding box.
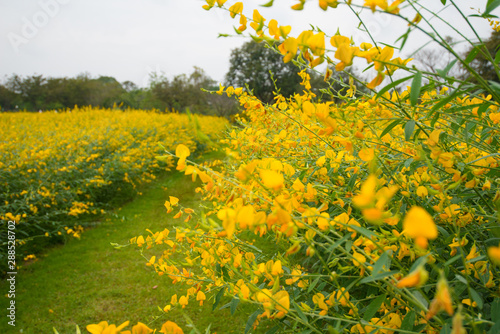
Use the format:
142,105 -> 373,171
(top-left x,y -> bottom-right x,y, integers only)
2,32 -> 496,116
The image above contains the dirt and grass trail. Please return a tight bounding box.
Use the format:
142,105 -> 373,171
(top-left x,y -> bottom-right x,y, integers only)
0,169 -> 262,334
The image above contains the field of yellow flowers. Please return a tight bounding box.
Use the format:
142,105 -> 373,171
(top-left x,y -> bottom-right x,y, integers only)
91,1 -> 500,334
0,107 -> 228,271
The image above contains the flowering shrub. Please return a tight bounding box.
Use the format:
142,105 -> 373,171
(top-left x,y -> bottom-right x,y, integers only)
96,1 -> 500,333
0,107 -> 227,271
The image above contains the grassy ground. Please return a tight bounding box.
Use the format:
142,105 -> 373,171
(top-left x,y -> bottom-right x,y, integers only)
0,167 -> 271,334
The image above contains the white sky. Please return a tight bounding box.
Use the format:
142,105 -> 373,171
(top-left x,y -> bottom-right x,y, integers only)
0,0 -> 498,87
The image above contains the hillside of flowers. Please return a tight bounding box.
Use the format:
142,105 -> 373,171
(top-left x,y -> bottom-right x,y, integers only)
0,107 -> 228,270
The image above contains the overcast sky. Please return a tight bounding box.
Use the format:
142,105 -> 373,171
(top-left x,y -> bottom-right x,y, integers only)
0,0 -> 497,87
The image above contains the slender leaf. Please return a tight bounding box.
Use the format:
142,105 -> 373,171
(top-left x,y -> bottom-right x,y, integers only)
348,224 -> 376,238
372,251 -> 391,275
261,0 -> 274,7
363,294 -> 386,321
212,287 -> 225,311
441,0 -> 446,4
437,59 -> 458,78
469,287 -> 484,309
412,291 -> 429,308
380,119 -> 402,138
376,75 -> 413,99
409,255 -> 428,272
265,326 -> 280,334
410,71 -> 422,106
308,276 -> 321,293
245,310 -> 262,334
404,120 -> 415,141
293,301 -> 308,323
400,310 -> 415,330
485,0 -> 500,15
359,270 -> 398,284
230,297 -> 240,315
465,46 -> 479,64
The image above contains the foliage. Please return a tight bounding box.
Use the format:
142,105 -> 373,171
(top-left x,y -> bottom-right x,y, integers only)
225,41 -> 303,104
0,108 -> 227,274
63,0 -> 500,333
0,68 -> 239,117
463,30 -> 500,84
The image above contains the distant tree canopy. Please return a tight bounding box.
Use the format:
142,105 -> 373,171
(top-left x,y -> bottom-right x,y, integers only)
464,30 -> 500,83
225,41 -> 302,104
0,68 -> 238,117
225,41 -> 367,103
0,74 -> 126,111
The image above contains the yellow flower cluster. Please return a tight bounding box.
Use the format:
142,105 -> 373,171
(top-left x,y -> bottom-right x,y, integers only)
0,107 -> 227,262
126,71 -> 500,333
208,1 -> 411,89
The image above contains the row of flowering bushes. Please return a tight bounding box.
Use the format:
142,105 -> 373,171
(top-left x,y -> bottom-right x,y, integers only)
88,0 -> 500,333
0,107 -> 228,271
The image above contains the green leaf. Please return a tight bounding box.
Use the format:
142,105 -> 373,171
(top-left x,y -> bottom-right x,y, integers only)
53,328 -> 60,334
444,255 -> 462,267
410,71 -> 422,106
495,49 -> 500,64
465,46 -> 480,64
409,255 -> 428,273
261,0 -> 274,6
376,75 -> 413,99
372,251 -> 391,275
380,119 -> 402,138
213,287 -> 225,311
230,297 -> 240,315
76,325 -> 81,334
359,270 -> 398,284
293,301 -> 309,323
348,225 -> 377,238
412,291 -> 428,309
489,80 -> 500,95
245,310 -> 261,334
469,287 -> 484,309
363,294 -> 386,321
485,0 -> 500,16
492,298 -> 500,319
436,59 -> 458,78
204,324 -> 212,334
428,90 -> 459,115
401,310 -> 415,330
308,276 -> 322,293
441,0 -> 446,4
265,326 -> 280,334
404,120 -> 415,141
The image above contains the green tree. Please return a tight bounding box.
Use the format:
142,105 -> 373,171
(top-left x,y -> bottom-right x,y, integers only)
225,41 -> 303,104
464,30 -> 500,83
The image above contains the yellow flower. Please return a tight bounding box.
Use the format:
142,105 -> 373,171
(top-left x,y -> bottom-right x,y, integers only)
196,291 -> 206,306
403,206 -> 437,248
396,264 -> 428,288
260,169 -> 284,190
427,275 -> 454,319
87,321 -> 130,334
160,321 -> 184,334
132,322 -> 153,334
179,295 -> 189,308
488,244 -> 500,265
358,148 -> 375,162
228,2 -> 243,18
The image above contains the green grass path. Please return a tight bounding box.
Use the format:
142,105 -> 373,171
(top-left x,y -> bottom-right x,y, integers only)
0,171 -> 262,334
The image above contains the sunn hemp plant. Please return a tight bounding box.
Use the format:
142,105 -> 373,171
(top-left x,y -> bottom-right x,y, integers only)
85,1 -> 500,333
